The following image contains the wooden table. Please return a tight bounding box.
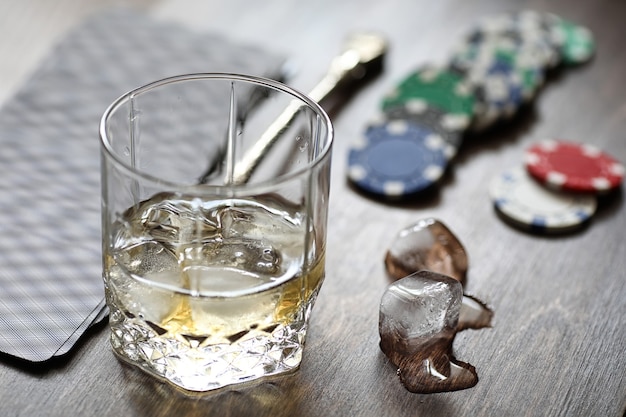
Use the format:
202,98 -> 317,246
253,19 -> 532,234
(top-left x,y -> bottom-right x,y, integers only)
1,0 -> 624,415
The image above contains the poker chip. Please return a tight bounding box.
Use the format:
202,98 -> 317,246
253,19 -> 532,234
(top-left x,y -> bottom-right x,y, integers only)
450,34 -> 547,102
507,12 -> 595,66
381,66 -> 475,129
490,166 -> 597,234
448,19 -> 551,130
524,140 -> 624,194
467,11 -> 562,68
467,59 -> 525,130
347,119 -> 449,198
547,15 -> 595,65
381,103 -> 463,159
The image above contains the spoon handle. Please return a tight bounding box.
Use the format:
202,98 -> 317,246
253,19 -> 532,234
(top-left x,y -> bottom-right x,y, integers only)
231,32 -> 388,185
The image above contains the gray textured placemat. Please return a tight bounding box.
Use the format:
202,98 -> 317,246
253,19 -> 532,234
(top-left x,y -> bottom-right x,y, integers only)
0,8 -> 284,362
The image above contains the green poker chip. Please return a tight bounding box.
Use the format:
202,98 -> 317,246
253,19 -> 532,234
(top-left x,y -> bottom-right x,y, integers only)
382,66 -> 475,129
551,17 -> 595,65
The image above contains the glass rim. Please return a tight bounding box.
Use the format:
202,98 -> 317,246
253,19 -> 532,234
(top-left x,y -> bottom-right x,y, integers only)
99,72 -> 334,193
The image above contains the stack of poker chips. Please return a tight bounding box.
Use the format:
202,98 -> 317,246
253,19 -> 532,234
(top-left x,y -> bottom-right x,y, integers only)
347,10 -> 596,200
490,139 -> 624,235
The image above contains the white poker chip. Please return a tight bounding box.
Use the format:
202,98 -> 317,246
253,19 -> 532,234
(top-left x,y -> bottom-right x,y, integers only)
489,166 -> 597,233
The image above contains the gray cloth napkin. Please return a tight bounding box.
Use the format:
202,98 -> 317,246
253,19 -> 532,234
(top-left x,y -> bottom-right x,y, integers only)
0,8 -> 285,362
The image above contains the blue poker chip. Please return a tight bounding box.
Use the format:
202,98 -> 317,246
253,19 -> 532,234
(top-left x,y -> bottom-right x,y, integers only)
470,60 -> 525,130
347,119 -> 449,198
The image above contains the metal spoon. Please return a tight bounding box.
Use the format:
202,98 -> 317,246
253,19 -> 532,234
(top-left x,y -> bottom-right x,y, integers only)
229,32 -> 388,185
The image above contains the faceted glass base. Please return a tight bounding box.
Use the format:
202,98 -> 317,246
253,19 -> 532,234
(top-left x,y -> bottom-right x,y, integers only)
109,310 -> 308,392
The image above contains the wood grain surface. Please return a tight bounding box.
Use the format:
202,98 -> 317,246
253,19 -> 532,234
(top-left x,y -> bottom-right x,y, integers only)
1,0 -> 625,416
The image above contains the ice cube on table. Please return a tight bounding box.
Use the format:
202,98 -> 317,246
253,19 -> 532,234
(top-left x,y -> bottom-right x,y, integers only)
384,218 -> 468,284
378,270 -> 479,393
379,270 -> 462,355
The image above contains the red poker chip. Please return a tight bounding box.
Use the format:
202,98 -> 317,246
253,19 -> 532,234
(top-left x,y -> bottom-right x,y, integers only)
524,140 -> 625,194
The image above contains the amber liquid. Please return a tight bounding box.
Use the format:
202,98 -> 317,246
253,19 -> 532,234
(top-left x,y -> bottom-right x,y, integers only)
104,193 -> 325,392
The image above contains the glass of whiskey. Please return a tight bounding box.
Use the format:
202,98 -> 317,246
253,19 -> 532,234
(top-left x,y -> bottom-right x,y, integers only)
99,73 -> 333,392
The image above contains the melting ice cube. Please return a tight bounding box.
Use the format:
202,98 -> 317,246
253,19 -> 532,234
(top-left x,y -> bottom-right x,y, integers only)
129,192 -> 220,246
379,270 -> 461,356
112,240 -> 185,323
379,270 -> 479,393
384,218 -> 468,284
